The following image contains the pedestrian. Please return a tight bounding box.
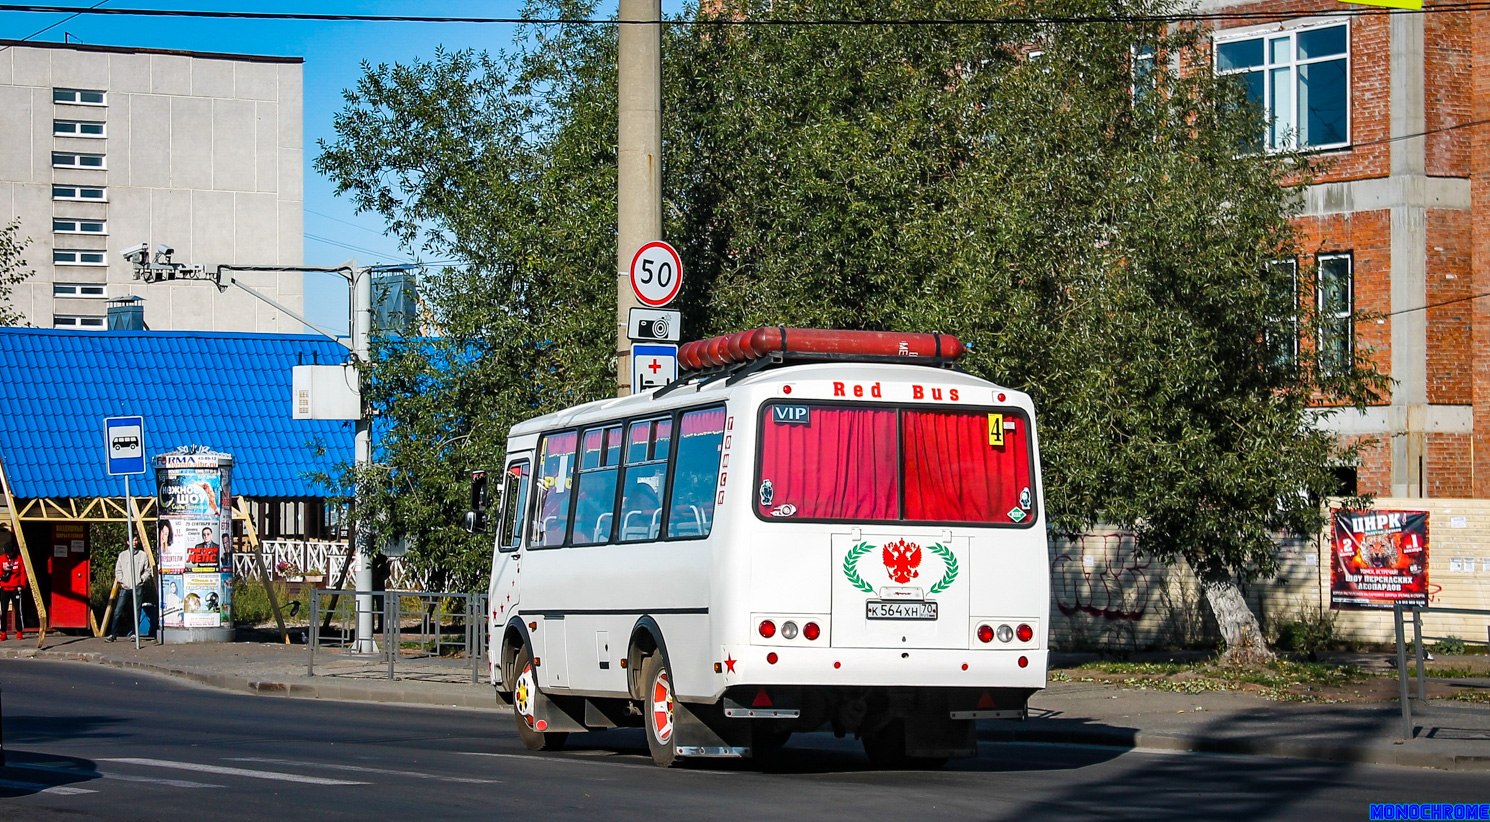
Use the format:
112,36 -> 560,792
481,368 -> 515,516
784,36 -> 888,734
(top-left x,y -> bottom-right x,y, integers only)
0,524 -> 27,641
107,540 -> 154,642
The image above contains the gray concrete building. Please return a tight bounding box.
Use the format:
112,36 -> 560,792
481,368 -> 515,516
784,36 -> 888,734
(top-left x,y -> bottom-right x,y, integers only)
0,40 -> 303,332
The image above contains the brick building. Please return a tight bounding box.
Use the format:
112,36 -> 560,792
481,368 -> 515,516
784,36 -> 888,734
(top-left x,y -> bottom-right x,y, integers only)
1199,0 -> 1489,497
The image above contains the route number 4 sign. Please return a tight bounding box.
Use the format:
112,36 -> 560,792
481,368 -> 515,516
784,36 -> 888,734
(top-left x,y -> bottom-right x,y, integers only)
630,241 -> 682,307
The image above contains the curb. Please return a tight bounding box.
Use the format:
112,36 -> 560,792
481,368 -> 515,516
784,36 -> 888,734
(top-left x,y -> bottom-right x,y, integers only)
0,648 -> 502,712
979,726 -> 1490,773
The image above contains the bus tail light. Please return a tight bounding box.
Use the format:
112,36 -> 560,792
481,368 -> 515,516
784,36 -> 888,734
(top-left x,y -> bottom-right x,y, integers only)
803,622 -> 821,641
758,620 -> 776,638
1016,623 -> 1034,642
996,624 -> 1014,643
781,621 -> 799,640
767,652 -> 778,665
976,624 -> 994,643
1018,656 -> 1029,668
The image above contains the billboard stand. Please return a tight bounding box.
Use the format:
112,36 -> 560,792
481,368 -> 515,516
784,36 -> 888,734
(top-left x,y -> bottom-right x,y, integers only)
155,447 -> 235,644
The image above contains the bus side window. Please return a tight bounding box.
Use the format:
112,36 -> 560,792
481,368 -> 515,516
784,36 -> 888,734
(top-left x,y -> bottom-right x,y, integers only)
666,407 -> 725,539
573,426 -> 623,546
530,431 -> 577,547
619,418 -> 670,543
498,461 -> 529,552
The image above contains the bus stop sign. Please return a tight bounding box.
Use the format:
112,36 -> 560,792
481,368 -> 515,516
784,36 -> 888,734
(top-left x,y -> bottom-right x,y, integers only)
104,415 -> 146,475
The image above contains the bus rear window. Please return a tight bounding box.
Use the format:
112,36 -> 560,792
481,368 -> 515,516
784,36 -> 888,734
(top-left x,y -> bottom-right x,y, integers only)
757,403 -> 1035,525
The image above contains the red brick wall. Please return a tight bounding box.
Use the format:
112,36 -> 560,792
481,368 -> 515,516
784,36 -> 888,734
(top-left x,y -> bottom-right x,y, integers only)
1342,434 -> 1391,495
1292,209 -> 1394,389
1429,433 -> 1474,496
1426,2 -> 1473,177
1473,7 -> 1490,496
1427,209 -> 1473,404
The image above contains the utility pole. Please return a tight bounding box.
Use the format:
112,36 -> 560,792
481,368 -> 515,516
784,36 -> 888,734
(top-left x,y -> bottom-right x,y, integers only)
616,0 -> 663,397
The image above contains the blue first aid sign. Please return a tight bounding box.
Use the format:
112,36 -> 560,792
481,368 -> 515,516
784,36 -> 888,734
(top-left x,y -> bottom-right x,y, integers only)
631,343 -> 678,394
104,415 -> 146,475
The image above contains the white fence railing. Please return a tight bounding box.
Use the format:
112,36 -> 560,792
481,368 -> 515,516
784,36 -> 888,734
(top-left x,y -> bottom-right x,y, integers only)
233,539 -> 426,591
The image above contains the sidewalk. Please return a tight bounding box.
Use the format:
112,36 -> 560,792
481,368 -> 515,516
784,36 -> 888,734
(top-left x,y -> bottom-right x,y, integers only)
3,635 -> 1487,771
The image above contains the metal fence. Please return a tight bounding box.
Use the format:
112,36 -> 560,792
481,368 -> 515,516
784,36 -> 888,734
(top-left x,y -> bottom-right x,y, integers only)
307,589 -> 486,683
1392,603 -> 1490,740
232,539 -> 427,590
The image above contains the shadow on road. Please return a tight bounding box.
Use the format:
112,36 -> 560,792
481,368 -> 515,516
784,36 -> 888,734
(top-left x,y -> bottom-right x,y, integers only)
3,713 -> 131,744
0,751 -> 100,798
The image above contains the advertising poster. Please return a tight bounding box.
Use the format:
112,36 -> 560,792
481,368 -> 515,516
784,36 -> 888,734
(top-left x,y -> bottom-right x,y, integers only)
160,574 -> 186,627
181,573 -> 230,628
181,518 -> 227,572
156,520 -> 186,573
1331,509 -> 1430,609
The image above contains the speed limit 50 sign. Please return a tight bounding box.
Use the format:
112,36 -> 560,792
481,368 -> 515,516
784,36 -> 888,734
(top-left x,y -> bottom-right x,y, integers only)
629,241 -> 682,307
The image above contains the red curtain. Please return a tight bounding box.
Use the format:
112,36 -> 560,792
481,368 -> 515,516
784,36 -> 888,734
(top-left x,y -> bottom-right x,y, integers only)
680,407 -> 726,437
758,406 -> 897,520
903,411 -> 1031,523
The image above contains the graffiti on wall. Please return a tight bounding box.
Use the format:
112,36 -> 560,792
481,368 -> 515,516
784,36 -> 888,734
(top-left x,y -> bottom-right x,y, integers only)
1052,533 -> 1152,622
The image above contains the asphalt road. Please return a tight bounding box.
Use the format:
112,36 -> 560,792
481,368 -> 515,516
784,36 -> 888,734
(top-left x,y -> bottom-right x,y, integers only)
0,660 -> 1484,821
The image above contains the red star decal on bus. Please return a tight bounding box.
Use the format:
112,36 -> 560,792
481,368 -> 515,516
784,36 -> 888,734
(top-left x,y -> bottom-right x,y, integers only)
724,655 -> 737,673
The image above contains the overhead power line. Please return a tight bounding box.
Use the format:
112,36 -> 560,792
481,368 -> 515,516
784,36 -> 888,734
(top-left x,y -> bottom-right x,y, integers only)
3,1 -> 1490,27
0,0 -> 107,53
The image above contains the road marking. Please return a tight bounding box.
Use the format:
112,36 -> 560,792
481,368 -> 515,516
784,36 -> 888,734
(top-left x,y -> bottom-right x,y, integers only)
9,763 -> 222,789
226,757 -> 499,784
0,777 -> 97,796
100,758 -> 368,786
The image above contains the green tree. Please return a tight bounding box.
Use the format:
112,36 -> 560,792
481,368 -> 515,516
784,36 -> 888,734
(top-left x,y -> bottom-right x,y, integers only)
0,219 -> 34,326
318,0 -> 1385,660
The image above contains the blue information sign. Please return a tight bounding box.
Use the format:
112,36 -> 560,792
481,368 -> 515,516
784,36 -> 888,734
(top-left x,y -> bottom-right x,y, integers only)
104,415 -> 146,476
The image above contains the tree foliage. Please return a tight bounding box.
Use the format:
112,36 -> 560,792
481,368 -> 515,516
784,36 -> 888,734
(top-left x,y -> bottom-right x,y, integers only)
0,219 -> 34,327
318,0 -> 1385,608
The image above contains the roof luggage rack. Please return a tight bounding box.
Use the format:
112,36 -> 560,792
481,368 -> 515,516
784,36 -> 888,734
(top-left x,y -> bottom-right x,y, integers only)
656,327 -> 964,397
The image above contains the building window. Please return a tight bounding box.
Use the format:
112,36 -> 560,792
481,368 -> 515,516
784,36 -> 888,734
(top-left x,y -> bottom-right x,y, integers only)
53,315 -> 106,330
52,185 -> 107,201
53,218 -> 107,235
1317,253 -> 1353,375
52,151 -> 106,169
54,283 -> 107,298
54,249 -> 107,266
53,119 -> 106,138
53,88 -> 106,106
1216,22 -> 1349,151
1265,258 -> 1299,367
1132,44 -> 1157,105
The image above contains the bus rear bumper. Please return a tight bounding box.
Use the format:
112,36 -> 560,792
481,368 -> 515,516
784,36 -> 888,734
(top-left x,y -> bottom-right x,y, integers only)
709,646 -> 1048,693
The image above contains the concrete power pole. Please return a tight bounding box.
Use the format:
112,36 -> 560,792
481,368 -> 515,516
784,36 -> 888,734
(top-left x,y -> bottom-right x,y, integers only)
616,0 -> 664,397
352,265 -> 375,653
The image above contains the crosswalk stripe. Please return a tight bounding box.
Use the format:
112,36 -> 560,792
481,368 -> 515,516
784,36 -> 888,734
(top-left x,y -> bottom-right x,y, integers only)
99,758 -> 368,786
226,757 -> 498,784
9,763 -> 222,789
0,777 -> 97,796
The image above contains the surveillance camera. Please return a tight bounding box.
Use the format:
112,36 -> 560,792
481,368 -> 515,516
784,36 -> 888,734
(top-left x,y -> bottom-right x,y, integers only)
156,243 -> 174,257
121,242 -> 149,265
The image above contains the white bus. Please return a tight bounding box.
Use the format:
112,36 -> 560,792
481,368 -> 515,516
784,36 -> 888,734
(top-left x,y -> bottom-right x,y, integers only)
468,328 -> 1048,767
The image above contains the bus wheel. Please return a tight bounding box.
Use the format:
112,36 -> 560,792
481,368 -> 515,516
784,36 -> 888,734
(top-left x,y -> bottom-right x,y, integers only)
861,719 -> 946,770
512,648 -> 567,752
641,654 -> 678,767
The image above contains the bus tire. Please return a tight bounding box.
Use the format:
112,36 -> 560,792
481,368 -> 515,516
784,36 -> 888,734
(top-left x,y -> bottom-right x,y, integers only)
512,647 -> 567,752
641,654 -> 678,767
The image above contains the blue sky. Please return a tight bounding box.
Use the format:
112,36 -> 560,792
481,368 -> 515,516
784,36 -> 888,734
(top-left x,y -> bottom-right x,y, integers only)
1,1 -> 683,333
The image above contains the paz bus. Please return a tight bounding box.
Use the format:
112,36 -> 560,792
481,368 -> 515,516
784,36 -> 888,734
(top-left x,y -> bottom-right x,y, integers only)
466,327 -> 1047,767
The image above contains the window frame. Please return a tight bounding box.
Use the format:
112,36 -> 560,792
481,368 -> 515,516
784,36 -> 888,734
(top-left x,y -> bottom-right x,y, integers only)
497,460 -> 530,554
753,399 -> 1040,529
523,403 -> 726,550
53,249 -> 107,267
1316,252 -> 1355,376
1265,258 -> 1300,368
53,88 -> 106,106
52,119 -> 106,138
52,185 -> 107,202
1214,19 -> 1351,152
53,283 -> 107,298
53,218 -> 107,235
52,151 -> 106,170
52,314 -> 106,330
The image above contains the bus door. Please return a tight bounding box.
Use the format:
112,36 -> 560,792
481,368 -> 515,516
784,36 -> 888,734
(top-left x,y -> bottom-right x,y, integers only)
490,457 -> 531,630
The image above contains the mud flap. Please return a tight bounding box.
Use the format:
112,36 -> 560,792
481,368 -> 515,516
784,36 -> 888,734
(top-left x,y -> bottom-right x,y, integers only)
533,690 -> 588,734
905,713 -> 977,759
673,699 -> 749,757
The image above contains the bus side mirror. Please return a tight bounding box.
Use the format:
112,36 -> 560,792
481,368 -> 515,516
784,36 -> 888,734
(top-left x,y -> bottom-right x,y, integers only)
465,470 -> 489,533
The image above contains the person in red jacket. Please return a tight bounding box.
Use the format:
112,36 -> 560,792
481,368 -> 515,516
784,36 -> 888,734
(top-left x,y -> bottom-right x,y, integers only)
0,525 -> 28,640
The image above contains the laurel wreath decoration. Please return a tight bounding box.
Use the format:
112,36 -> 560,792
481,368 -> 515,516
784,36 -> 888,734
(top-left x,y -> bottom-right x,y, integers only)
926,542 -> 959,594
843,541 -> 876,593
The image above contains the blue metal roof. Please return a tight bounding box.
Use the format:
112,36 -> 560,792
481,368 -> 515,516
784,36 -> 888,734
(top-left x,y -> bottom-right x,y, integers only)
0,328 -> 354,499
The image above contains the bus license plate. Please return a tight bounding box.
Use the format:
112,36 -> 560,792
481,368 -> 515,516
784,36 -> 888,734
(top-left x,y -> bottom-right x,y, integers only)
866,600 -> 938,620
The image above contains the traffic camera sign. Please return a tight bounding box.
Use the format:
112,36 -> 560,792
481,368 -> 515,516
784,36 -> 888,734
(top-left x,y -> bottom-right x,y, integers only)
629,241 -> 682,307
104,415 -> 146,475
